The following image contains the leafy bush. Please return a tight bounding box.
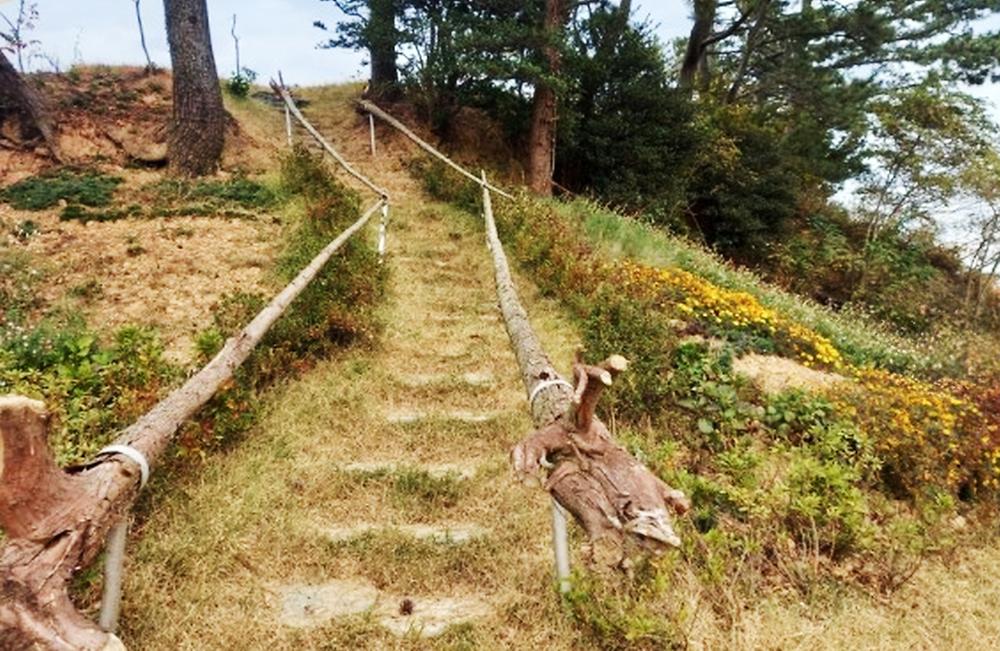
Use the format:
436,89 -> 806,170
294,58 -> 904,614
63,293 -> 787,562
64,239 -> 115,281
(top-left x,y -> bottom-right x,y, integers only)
0,321 -> 176,464
1,170 -> 122,210
225,67 -> 258,98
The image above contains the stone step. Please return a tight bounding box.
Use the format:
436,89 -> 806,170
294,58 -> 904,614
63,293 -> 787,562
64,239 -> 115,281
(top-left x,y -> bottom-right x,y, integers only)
386,408 -> 501,424
322,522 -> 488,544
278,579 -> 378,628
395,370 -> 495,388
277,579 -> 492,637
380,595 -> 492,638
340,460 -> 477,480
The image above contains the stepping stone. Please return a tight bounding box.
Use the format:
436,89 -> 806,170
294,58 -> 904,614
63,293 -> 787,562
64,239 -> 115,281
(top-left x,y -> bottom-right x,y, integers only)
396,373 -> 448,387
439,347 -> 470,360
388,409 -> 499,424
446,410 -> 498,423
322,523 -> 488,544
277,579 -> 378,628
378,595 -> 492,638
386,409 -> 426,424
395,371 -> 494,389
341,460 -> 476,480
461,371 -> 494,386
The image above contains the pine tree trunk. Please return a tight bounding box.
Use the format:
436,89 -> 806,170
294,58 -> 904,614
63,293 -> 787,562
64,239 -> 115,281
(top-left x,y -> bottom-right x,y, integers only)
0,51 -> 60,159
164,0 -> 225,176
527,0 -> 565,196
367,0 -> 399,99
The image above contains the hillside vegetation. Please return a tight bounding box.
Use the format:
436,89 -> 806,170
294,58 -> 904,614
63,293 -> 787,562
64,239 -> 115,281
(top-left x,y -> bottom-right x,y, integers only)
4,46 -> 1000,650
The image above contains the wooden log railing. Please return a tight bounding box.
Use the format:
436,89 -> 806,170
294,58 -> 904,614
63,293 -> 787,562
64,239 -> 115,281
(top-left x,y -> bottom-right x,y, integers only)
273,76 -> 391,263
481,175 -> 690,579
272,79 -> 389,200
0,198 -> 386,650
359,99 -> 513,199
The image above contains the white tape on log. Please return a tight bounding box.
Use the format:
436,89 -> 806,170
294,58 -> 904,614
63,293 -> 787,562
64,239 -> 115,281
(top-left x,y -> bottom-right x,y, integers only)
98,444 -> 151,489
529,378 -> 574,406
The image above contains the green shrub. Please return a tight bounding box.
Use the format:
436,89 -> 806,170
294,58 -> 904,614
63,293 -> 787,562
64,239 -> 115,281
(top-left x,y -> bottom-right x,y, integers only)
565,561 -> 686,651
185,148 -> 384,454
582,290 -> 676,418
2,170 -> 122,210
225,67 -> 257,98
0,321 -> 176,464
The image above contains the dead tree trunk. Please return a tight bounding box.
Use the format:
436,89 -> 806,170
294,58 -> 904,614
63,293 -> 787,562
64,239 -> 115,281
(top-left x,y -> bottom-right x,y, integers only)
0,200 -> 384,649
526,0 -> 565,196
164,0 -> 225,176
481,182 -> 689,566
0,50 -> 61,159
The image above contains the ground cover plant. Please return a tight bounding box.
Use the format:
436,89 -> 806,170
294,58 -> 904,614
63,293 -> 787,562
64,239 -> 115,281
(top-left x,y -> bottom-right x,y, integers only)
1,169 -> 123,210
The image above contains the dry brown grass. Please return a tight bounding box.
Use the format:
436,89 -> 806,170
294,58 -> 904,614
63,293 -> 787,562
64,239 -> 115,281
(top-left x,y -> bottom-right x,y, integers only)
5,197 -> 283,362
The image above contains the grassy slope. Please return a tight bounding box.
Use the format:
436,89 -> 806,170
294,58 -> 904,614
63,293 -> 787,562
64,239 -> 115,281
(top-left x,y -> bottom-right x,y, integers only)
118,85 -> 1000,649
565,200 -> 976,376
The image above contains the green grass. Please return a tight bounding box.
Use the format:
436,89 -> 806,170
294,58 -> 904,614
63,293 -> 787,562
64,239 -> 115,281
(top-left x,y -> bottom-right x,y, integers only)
147,176 -> 279,217
1,169 -> 122,210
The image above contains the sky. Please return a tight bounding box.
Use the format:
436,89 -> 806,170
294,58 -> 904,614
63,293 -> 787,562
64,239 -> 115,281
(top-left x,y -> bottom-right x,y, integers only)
4,1 -> 690,84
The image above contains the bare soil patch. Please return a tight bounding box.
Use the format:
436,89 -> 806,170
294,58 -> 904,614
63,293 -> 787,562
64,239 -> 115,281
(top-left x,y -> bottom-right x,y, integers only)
5,199 -> 281,362
733,352 -> 845,394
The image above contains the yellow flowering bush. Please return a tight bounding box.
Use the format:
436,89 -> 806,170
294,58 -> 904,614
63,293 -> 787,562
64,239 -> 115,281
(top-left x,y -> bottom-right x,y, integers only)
615,260 -> 843,368
828,368 -> 1000,497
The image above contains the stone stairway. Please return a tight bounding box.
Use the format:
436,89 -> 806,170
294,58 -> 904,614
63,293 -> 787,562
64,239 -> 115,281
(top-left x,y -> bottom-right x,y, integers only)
121,92 -> 580,649
271,198 -> 532,639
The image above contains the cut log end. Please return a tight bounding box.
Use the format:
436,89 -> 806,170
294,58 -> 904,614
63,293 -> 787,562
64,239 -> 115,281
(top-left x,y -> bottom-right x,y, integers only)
0,394 -> 47,415
0,395 -> 48,481
604,354 -> 628,373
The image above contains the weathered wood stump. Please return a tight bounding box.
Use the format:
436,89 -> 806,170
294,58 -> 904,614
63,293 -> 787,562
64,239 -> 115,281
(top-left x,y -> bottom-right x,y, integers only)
511,353 -> 690,565
0,396 -> 128,650
477,173 -> 688,567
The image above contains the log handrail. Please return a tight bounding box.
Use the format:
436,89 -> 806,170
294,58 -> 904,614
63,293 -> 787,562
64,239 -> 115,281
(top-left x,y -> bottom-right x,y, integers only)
359,99 -> 514,200
481,173 -> 690,580
272,80 -> 390,200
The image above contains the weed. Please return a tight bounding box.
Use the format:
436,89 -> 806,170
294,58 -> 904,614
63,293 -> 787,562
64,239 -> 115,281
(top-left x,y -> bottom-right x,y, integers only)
125,235 -> 146,256
68,279 -> 103,300
391,468 -> 465,507
11,219 -> 39,241
2,169 -> 122,210
60,203 -> 141,223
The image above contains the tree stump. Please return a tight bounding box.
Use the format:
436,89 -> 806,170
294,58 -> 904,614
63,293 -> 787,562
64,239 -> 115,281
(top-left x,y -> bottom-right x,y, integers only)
511,354 -> 690,566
